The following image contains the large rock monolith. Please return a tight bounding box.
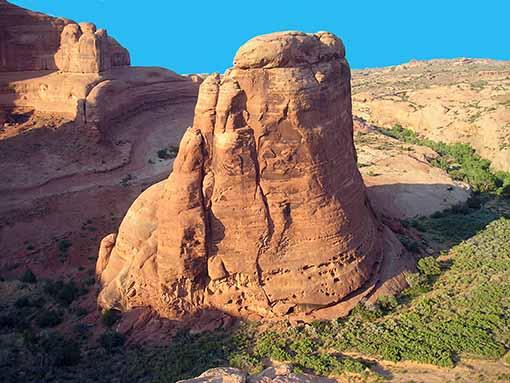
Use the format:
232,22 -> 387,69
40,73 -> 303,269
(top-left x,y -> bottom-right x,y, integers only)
97,31 -> 406,321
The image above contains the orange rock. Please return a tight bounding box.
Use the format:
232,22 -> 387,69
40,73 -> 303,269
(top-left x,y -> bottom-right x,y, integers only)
97,31 -> 407,320
0,0 -> 129,73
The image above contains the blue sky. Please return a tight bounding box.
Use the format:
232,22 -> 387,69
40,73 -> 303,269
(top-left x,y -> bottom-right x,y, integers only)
11,0 -> 510,74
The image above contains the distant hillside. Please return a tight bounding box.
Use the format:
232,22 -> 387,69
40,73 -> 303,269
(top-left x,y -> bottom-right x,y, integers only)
352,59 -> 510,171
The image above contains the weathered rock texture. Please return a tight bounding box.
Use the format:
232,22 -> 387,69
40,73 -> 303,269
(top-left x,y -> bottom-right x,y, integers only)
0,0 -> 129,73
97,31 -> 405,320
177,367 -> 337,383
55,22 -> 130,73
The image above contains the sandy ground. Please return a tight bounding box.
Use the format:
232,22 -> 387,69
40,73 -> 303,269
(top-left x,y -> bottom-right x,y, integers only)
0,100 -> 195,281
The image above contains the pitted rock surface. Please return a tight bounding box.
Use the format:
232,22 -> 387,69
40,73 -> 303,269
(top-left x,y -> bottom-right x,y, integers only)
97,31 -> 404,320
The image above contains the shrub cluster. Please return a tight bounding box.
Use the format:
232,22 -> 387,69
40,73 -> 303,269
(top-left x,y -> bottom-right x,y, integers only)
380,124 -> 510,195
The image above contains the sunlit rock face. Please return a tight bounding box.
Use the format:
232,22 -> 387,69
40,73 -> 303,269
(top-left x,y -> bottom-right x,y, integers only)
97,31 -> 402,321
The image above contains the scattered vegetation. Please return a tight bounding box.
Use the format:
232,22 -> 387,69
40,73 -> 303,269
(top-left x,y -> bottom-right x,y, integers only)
3,124 -> 510,381
35,308 -> 63,328
44,279 -> 87,306
379,124 -> 510,195
101,308 -> 121,327
20,269 -> 37,284
157,145 -> 179,160
98,330 -> 126,353
120,173 -> 133,187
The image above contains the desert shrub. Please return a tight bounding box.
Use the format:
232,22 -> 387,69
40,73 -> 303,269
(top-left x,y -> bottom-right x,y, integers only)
407,206 -> 499,246
350,302 -> 383,321
228,352 -> 263,373
74,306 -> 88,318
0,310 -> 22,329
14,296 -> 31,308
58,239 -> 72,253
20,269 -> 37,284
417,256 -> 441,277
377,295 -> 399,314
101,308 -> 121,327
399,235 -> 421,253
73,323 -> 91,340
44,279 -> 85,306
39,331 -> 81,366
157,146 -> 179,160
467,194 -> 482,209
99,331 -> 125,352
328,218 -> 510,367
379,125 -> 510,195
35,309 -> 62,328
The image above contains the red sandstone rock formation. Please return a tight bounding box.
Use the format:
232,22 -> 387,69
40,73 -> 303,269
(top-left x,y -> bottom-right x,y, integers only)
0,0 -> 129,73
97,31 -> 406,321
0,1 -> 196,137
55,22 -> 129,73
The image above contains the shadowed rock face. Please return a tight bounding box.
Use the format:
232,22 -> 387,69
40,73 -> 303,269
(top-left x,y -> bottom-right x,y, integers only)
97,31 -> 400,320
0,0 -> 129,73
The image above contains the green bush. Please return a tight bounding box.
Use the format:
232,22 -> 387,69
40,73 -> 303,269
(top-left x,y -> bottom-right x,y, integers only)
157,146 -> 179,160
44,279 -> 85,306
39,332 -> 81,366
20,269 -> 37,283
377,295 -> 399,314
102,308 -> 121,327
399,235 -> 421,253
58,239 -> 72,253
99,331 -> 126,352
417,256 -> 441,277
379,125 -> 510,195
35,309 -> 63,328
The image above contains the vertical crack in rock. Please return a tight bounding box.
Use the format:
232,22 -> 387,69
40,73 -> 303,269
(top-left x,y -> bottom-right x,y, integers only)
96,30 -> 407,321
252,138 -> 274,306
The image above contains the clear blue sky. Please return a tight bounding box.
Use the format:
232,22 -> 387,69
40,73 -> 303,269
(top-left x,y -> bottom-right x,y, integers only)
11,0 -> 510,74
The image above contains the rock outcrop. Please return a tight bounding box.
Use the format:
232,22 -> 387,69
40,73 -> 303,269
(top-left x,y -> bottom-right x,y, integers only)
55,22 -> 130,73
0,1 -> 196,136
177,367 -> 337,383
97,31 -> 406,321
0,0 -> 129,73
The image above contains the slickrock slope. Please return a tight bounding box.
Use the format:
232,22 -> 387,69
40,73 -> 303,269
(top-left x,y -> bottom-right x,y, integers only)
352,59 -> 510,171
353,118 -> 470,219
97,31 -> 408,321
0,0 -> 198,298
0,1 -> 199,191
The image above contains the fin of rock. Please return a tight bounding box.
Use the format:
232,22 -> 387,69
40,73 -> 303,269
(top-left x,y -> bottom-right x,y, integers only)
0,0 -> 129,73
97,31 -> 410,321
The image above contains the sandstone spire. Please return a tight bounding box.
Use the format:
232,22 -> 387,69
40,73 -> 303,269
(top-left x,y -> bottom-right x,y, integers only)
96,31 -> 404,320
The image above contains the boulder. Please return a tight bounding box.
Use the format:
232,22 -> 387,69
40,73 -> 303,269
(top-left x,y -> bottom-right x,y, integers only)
97,31 -> 406,320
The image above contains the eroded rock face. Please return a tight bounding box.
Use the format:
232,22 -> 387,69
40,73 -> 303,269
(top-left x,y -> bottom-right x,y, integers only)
97,31 -> 402,320
0,0 -> 129,73
55,22 -> 130,73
